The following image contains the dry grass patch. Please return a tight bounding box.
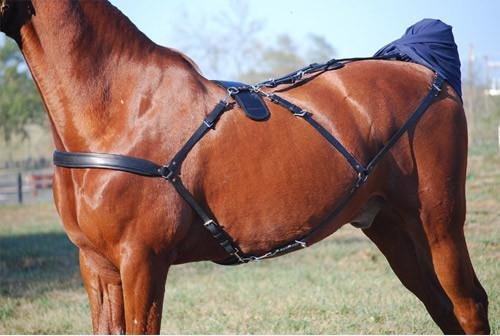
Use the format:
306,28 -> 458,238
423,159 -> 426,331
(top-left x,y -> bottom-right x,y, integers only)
0,149 -> 498,334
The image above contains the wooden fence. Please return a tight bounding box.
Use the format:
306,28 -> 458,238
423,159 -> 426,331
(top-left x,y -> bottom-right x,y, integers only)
0,169 -> 53,204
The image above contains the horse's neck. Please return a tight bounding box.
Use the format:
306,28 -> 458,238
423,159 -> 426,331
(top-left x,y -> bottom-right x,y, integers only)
19,0 -> 205,152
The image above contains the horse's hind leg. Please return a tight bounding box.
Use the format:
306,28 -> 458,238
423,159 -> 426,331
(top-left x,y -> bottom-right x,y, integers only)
412,176 -> 489,334
363,103 -> 489,334
364,180 -> 489,333
410,102 -> 489,334
79,249 -> 125,334
362,208 -> 465,333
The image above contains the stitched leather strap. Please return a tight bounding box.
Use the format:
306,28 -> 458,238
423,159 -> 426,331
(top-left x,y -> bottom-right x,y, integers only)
167,100 -> 228,177
53,151 -> 162,177
267,94 -> 365,174
365,75 -> 444,172
169,177 -> 239,255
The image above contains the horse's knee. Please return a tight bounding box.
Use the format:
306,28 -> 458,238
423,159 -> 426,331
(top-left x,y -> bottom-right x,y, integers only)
79,249 -> 124,334
80,249 -> 121,284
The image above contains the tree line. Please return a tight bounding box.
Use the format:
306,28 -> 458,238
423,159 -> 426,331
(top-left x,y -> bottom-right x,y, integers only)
0,39 -> 45,145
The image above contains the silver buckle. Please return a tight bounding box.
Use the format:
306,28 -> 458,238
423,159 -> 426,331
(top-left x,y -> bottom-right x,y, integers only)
204,219 -> 216,228
294,109 -> 308,117
203,119 -> 215,128
159,166 -> 174,180
233,249 -> 247,263
294,240 -> 307,248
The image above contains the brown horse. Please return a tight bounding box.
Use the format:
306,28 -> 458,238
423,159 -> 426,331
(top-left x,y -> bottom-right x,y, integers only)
0,1 -> 490,334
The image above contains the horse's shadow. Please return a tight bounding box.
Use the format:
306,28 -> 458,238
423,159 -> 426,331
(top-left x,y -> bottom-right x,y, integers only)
0,232 -> 82,298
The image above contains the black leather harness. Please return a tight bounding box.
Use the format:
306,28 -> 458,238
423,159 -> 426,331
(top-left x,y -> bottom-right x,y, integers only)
53,57 -> 444,265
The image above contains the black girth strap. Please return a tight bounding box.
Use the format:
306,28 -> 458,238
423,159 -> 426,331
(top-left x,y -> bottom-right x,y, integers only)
53,57 -> 444,266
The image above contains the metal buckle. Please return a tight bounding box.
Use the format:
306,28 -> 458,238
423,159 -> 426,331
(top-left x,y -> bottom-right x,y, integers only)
159,166 -> 174,180
203,118 -> 214,129
432,75 -> 443,96
220,87 -> 240,105
295,70 -> 305,82
433,83 -> 442,93
293,109 -> 308,117
203,219 -> 216,228
233,249 -> 253,263
294,240 -> 307,248
251,85 -> 272,98
355,169 -> 369,188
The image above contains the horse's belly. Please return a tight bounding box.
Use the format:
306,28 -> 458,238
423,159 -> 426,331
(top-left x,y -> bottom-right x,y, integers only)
199,104 -> 361,253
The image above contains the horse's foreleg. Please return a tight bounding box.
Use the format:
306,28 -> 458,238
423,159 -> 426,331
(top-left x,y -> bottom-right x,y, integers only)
80,249 -> 125,334
120,247 -> 170,334
362,208 -> 464,333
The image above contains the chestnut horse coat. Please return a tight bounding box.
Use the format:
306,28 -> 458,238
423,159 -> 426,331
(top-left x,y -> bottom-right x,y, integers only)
0,1 -> 489,334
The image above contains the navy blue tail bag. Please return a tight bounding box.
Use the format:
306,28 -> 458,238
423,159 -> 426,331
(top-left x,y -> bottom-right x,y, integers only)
374,18 -> 462,98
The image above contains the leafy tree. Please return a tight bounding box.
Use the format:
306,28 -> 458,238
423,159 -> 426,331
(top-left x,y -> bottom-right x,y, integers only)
172,5 -> 336,83
239,33 -> 336,84
173,2 -> 264,80
0,39 -> 45,144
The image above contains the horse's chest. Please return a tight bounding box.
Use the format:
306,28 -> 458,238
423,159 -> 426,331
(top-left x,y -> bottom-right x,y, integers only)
58,170 -> 142,248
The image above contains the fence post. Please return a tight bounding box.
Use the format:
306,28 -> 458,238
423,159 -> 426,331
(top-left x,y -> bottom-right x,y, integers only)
17,172 -> 23,204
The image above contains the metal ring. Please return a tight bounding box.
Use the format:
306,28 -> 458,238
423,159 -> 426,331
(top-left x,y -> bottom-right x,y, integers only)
227,87 -> 239,95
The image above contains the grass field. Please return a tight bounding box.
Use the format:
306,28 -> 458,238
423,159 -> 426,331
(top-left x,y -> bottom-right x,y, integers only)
0,149 -> 498,334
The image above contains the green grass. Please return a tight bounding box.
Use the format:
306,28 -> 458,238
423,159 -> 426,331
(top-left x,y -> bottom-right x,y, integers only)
0,151 -> 498,334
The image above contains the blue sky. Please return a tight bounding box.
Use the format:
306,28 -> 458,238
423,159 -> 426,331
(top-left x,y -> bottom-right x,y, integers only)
112,1 -> 499,79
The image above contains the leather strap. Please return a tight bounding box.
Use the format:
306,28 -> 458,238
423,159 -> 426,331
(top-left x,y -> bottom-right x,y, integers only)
266,94 -> 366,174
166,100 -> 228,177
53,151 -> 162,177
169,177 -> 239,255
365,75 -> 444,172
257,58 -> 344,88
162,99 -> 243,257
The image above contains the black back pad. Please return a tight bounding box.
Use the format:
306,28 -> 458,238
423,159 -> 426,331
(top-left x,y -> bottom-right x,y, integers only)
214,80 -> 270,121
